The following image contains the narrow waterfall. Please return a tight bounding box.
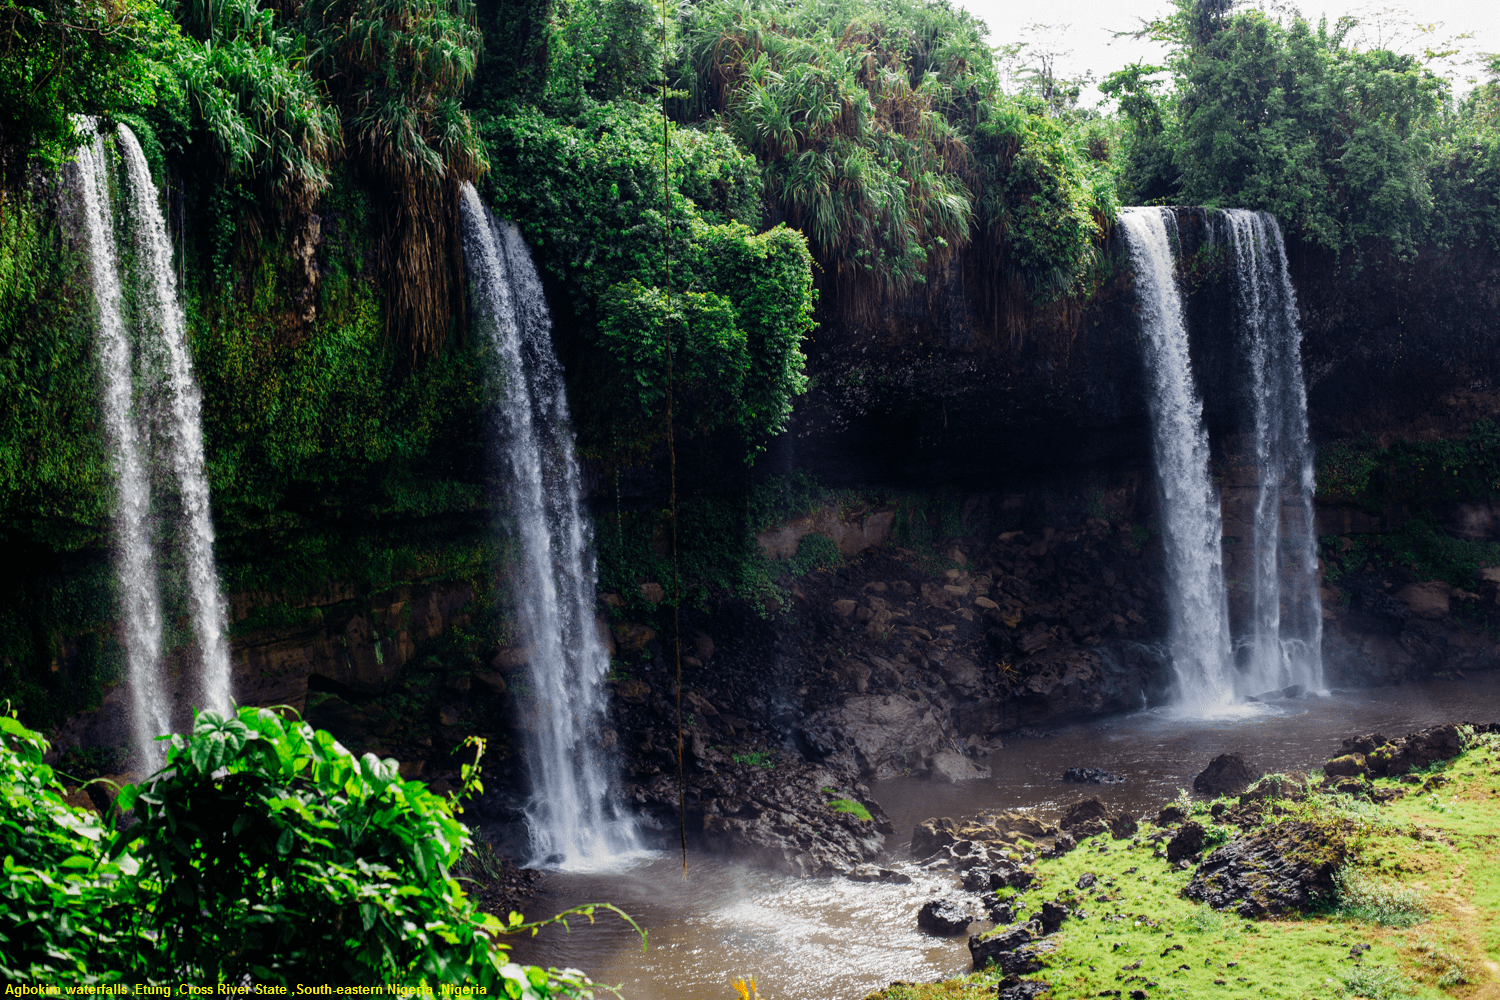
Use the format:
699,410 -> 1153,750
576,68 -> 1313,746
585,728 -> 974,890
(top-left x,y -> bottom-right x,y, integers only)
1118,207 -> 1236,713
75,125 -> 170,766
1222,210 -> 1324,695
118,128 -> 234,716
458,184 -> 643,869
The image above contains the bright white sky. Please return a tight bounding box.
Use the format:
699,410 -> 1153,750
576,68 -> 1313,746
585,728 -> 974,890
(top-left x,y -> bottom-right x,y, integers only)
958,0 -> 1500,102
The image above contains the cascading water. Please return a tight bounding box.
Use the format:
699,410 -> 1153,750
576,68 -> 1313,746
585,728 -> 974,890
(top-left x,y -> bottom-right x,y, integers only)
1118,207 -> 1236,714
1221,209 -> 1324,696
458,183 -> 644,869
75,124 -> 171,766
118,127 -> 234,716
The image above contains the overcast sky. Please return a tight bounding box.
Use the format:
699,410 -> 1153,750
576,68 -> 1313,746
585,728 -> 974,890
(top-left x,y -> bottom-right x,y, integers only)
957,0 -> 1500,102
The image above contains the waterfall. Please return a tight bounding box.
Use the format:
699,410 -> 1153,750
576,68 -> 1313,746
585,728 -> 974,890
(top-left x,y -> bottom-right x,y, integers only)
117,128 -> 234,716
75,125 -> 170,766
459,183 -> 643,869
1222,210 -> 1324,696
74,121 -> 233,767
1118,207 -> 1236,713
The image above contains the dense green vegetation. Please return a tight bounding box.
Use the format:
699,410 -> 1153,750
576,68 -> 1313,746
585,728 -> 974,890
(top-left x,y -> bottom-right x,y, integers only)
0,706 -> 614,991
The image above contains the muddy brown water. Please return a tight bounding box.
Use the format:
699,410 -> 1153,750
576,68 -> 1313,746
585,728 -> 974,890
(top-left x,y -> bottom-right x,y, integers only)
506,676 -> 1500,1000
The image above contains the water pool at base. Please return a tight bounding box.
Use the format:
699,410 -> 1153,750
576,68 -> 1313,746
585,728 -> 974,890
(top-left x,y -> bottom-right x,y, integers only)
508,676 -> 1500,999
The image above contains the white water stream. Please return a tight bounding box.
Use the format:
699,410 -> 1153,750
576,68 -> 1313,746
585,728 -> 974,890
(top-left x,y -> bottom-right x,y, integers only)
459,183 -> 644,869
1118,207 -> 1237,714
75,125 -> 171,767
75,121 -> 233,767
118,127 -> 234,717
1222,209 -> 1325,697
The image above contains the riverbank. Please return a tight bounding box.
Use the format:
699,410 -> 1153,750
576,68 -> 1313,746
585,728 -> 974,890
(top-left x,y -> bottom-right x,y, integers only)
867,723 -> 1500,1000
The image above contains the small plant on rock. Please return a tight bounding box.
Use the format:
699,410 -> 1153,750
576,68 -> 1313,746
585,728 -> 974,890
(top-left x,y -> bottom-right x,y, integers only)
827,798 -> 873,822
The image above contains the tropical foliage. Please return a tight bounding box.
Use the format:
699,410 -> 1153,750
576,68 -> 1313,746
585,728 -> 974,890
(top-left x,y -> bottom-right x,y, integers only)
0,706 -> 602,993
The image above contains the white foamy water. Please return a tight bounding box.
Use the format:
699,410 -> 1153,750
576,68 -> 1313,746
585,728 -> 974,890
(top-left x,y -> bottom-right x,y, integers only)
118,126 -> 233,716
459,183 -> 646,870
1118,207 -> 1236,715
1221,209 -> 1324,698
75,124 -> 170,767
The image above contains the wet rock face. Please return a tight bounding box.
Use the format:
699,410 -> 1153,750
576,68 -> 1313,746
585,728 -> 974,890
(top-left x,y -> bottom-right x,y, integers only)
1063,766 -> 1125,784
969,920 -> 1041,970
1324,723 -> 1480,780
1166,821 -> 1206,863
1184,821 -> 1347,917
1193,753 -> 1258,796
917,897 -> 974,935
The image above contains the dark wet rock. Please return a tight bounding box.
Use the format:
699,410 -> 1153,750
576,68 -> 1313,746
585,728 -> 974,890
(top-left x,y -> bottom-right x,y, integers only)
689,759 -> 887,876
1039,900 -> 1070,933
995,979 -> 1051,1000
1360,724 -> 1463,777
1076,872 -> 1096,889
1239,773 -> 1309,804
1155,804 -> 1186,825
981,893 -> 1016,924
917,897 -> 973,935
1193,753 -> 1258,796
1059,797 -> 1110,835
1184,821 -> 1347,917
962,868 -> 993,892
1109,812 -> 1139,839
846,864 -> 912,884
969,920 -> 1040,970
912,812 -> 1058,857
992,860 -> 1037,890
1046,832 -> 1077,857
1323,753 -> 1367,777
1166,821 -> 1206,863
1062,766 -> 1125,784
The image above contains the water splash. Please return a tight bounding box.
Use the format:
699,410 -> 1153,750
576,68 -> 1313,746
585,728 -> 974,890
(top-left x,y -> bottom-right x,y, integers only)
117,127 -> 233,716
1221,209 -> 1324,696
1118,207 -> 1236,715
459,184 -> 645,870
74,124 -> 170,767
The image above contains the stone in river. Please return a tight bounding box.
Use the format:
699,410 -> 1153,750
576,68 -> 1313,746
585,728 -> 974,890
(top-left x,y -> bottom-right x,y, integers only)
917,897 -> 973,935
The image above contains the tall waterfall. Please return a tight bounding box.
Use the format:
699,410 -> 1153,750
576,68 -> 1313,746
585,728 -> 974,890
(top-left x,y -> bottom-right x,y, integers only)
1221,210 -> 1324,695
76,125 -> 171,766
1118,207 -> 1236,713
459,183 -> 643,869
75,121 -> 233,767
118,129 -> 234,717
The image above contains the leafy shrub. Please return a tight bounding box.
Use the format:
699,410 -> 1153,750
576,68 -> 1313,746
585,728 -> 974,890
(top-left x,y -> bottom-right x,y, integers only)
1341,963 -> 1421,1000
1332,864 -> 1428,927
0,707 -> 605,993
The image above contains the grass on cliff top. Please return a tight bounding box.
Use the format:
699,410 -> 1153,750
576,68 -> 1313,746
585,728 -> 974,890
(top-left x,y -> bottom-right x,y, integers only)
865,728 -> 1500,1000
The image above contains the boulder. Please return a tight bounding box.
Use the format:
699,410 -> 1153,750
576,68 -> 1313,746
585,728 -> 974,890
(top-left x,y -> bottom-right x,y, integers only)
810,693 -> 948,780
1109,813 -> 1139,839
969,920 -> 1040,970
980,894 -> 1016,924
1156,804 -> 1186,825
1075,872 -> 1096,889
911,812 -> 1057,857
1062,766 -> 1125,784
995,981 -> 1052,1000
1184,821 -> 1347,917
612,623 -> 654,653
1039,900 -> 1070,934
1193,753 -> 1258,795
1396,581 -> 1450,620
1166,821 -> 1206,863
929,749 -> 993,783
846,864 -> 912,885
1239,773 -> 1308,804
1366,724 -> 1463,776
917,898 -> 973,935
1059,797 -> 1110,836
1322,753 -> 1367,778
